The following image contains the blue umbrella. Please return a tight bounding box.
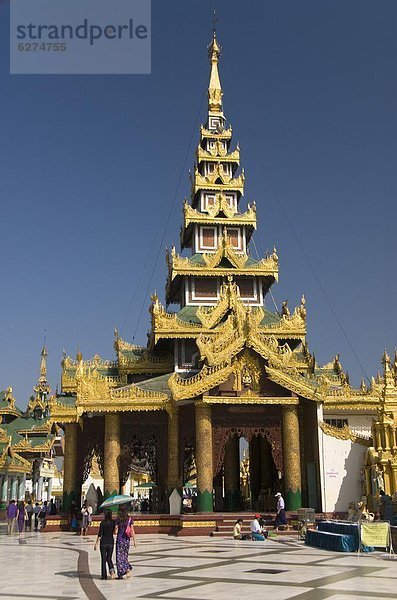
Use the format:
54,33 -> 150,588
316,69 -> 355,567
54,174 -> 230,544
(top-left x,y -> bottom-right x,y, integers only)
99,494 -> 132,509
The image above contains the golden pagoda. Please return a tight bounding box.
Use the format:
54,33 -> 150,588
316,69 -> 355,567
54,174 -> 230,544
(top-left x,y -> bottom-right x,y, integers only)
50,32 -> 394,517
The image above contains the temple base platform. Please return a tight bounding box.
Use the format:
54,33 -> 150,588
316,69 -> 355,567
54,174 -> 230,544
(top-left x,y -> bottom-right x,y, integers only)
43,511 -> 334,537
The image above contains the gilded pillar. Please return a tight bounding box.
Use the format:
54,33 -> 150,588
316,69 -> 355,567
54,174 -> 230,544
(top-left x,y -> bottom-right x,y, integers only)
391,465 -> 397,496
104,413 -> 121,499
282,404 -> 302,510
63,422 -> 80,511
167,408 -> 181,490
195,403 -> 213,512
224,435 -> 240,511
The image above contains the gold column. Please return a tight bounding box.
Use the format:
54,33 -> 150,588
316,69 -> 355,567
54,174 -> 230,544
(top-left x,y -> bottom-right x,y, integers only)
224,435 -> 240,511
195,403 -> 213,512
167,408 -> 181,489
282,405 -> 302,510
391,465 -> 397,496
63,422 -> 80,511
104,413 -> 121,498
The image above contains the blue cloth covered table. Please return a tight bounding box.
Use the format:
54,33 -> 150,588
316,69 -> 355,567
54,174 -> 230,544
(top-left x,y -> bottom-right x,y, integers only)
318,521 -> 359,550
306,521 -> 374,552
305,529 -> 356,552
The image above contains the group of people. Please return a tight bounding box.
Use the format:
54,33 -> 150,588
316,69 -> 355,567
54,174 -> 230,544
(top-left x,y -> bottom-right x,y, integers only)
69,500 -> 93,534
233,492 -> 287,541
94,506 -> 137,580
6,498 -> 56,534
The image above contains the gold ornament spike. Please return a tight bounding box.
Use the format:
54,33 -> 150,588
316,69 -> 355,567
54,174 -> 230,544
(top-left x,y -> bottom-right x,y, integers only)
207,29 -> 223,117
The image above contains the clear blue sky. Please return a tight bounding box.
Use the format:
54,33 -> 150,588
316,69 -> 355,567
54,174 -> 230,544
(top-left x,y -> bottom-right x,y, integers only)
1,0 -> 396,407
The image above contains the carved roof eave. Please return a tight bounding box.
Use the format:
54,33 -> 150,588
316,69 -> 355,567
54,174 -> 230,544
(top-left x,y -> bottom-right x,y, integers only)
200,125 -> 232,140
196,145 -> 240,163
168,263 -> 279,280
323,400 -> 379,412
169,362 -> 234,401
183,212 -> 257,231
265,365 -> 320,401
13,438 -> 55,454
0,452 -> 32,474
201,394 -> 299,405
319,421 -> 372,446
118,353 -> 173,375
48,399 -> 79,424
192,178 -> 244,197
0,407 -> 22,418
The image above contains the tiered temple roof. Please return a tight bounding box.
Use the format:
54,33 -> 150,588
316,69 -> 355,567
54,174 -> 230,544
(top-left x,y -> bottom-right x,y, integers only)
52,32 -> 387,425
0,347 -> 58,480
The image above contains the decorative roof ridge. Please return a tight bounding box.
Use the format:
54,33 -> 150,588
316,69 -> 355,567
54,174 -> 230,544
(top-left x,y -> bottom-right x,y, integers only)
319,420 -> 372,446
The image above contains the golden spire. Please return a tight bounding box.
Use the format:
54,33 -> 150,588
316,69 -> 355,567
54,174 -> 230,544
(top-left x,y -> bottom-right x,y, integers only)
38,344 -> 48,385
207,27 -> 224,122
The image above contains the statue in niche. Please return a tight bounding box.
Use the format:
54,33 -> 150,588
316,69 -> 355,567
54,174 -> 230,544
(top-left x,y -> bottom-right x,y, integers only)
242,367 -> 252,388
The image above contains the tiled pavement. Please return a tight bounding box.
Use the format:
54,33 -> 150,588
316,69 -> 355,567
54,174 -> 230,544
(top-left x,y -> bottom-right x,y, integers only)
0,526 -> 396,600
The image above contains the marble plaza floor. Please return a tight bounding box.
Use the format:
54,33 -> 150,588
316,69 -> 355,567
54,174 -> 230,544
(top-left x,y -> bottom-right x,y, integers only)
0,526 -> 396,600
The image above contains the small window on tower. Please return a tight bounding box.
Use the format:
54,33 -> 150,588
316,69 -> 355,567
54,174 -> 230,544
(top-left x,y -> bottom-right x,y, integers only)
193,278 -> 218,298
237,278 -> 255,298
224,193 -> 237,210
226,227 -> 243,250
221,163 -> 231,176
206,163 -> 215,174
201,193 -> 216,212
199,226 -> 217,250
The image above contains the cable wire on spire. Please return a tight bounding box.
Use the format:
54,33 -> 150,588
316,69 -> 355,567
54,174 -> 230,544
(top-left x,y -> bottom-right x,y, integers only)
129,88 -> 207,342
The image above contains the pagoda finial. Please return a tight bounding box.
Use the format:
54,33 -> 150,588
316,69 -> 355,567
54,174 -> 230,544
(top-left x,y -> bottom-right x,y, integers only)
39,339 -> 48,385
207,14 -> 224,126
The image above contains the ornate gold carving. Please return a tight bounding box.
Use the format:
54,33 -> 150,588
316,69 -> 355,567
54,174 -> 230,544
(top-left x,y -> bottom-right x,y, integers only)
232,350 -> 261,392
183,196 -> 256,226
319,421 -> 371,446
202,394 -> 298,405
192,166 -> 245,196
282,405 -> 301,494
197,143 -> 240,162
167,236 -> 278,280
169,362 -> 234,401
200,125 -> 232,140
181,520 -> 217,528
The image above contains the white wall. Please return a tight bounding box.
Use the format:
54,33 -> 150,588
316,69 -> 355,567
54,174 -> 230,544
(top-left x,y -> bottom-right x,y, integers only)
320,431 -> 367,513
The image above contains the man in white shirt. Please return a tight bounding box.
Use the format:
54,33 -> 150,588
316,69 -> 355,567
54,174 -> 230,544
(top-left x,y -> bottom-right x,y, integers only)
250,513 -> 265,541
275,492 -> 287,529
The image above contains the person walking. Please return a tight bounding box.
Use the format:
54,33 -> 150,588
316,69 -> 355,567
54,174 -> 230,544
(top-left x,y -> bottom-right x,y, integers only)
17,501 -> 28,535
275,492 -> 287,529
94,510 -> 116,580
81,501 -> 93,536
115,506 -> 137,579
25,500 -> 33,531
6,500 -> 18,535
39,500 -> 49,530
379,489 -> 393,522
33,502 -> 41,531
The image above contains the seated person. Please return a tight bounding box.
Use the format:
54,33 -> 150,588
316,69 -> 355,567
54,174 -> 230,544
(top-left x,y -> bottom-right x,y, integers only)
250,514 -> 267,541
233,518 -> 249,540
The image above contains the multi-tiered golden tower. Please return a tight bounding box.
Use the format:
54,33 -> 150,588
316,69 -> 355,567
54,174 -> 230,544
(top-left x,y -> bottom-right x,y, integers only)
51,33 -> 392,518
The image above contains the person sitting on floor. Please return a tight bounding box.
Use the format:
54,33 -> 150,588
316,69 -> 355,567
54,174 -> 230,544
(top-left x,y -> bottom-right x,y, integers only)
233,518 -> 249,540
250,514 -> 267,541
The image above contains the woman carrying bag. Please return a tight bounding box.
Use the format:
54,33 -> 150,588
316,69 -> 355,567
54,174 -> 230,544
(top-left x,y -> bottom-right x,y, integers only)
115,505 -> 137,579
